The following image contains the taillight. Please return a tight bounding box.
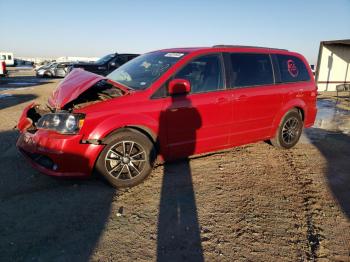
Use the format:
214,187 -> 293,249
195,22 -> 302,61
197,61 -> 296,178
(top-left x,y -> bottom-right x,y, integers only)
1,61 -> 6,72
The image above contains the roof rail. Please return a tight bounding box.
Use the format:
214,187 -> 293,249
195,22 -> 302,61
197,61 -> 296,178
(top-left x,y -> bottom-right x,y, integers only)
212,45 -> 288,51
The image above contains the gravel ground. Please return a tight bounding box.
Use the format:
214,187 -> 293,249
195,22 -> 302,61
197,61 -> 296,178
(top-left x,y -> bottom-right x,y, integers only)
0,69 -> 349,261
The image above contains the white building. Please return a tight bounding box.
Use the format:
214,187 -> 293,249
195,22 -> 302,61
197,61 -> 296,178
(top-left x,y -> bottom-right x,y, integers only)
315,39 -> 350,91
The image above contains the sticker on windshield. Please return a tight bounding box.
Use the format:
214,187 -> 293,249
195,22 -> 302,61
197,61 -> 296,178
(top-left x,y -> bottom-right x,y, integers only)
287,59 -> 298,77
164,53 -> 184,58
141,61 -> 151,69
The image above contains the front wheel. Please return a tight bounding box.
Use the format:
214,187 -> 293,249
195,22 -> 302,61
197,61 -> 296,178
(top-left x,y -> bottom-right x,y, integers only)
270,109 -> 303,149
95,130 -> 156,188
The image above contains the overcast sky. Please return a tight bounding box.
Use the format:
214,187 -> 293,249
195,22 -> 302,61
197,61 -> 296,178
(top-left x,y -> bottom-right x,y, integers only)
1,0 -> 349,64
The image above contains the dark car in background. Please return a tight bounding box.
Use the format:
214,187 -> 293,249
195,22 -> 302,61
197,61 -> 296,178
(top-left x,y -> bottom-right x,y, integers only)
36,62 -> 72,78
68,53 -> 138,76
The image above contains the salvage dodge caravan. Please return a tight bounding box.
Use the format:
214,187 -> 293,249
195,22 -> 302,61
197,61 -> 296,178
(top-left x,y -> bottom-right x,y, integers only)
17,46 -> 317,188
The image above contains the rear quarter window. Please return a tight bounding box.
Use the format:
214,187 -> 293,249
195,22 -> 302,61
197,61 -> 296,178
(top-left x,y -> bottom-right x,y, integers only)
276,54 -> 310,83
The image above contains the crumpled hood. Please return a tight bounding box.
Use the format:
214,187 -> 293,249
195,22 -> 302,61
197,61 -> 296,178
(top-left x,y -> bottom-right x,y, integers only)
48,68 -> 106,109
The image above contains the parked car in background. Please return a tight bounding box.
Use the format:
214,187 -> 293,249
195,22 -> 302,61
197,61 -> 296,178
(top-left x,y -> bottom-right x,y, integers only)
0,59 -> 7,77
0,52 -> 14,66
36,62 -> 71,78
17,45 -> 317,188
68,53 -> 138,76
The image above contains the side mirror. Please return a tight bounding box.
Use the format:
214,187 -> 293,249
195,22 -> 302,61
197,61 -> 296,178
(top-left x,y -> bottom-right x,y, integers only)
110,62 -> 116,67
168,79 -> 191,96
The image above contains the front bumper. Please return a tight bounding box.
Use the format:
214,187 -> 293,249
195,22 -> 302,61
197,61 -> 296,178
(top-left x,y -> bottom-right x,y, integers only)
16,130 -> 104,177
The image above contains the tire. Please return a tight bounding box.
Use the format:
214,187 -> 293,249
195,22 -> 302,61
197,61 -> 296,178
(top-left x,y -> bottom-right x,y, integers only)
95,130 -> 156,188
270,109 -> 303,149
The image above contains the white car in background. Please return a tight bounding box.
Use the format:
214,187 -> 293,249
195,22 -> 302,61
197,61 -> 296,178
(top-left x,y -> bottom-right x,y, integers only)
36,62 -> 71,78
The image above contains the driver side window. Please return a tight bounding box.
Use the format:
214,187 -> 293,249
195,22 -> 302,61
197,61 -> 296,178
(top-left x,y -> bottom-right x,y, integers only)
174,54 -> 224,93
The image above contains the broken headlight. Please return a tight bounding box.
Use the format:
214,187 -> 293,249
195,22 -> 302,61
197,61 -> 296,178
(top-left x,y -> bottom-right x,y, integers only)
36,113 -> 85,134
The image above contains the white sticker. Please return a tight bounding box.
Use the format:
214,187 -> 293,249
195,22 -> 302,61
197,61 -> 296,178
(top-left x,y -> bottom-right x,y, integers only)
164,53 -> 184,58
141,61 -> 151,68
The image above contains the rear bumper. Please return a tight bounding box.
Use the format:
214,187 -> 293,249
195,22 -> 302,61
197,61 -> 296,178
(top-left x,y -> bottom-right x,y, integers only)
305,105 -> 317,128
16,130 -> 104,177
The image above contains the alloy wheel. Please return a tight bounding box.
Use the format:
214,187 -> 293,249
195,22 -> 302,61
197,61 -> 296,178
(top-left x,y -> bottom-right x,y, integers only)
282,117 -> 300,145
105,141 -> 147,180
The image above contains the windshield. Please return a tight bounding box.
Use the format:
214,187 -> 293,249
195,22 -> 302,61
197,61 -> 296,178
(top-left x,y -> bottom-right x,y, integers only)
95,54 -> 115,65
40,62 -> 55,69
107,51 -> 187,90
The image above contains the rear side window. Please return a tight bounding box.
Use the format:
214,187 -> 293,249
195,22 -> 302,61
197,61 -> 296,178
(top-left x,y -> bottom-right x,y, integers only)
229,53 -> 274,87
276,54 -> 310,83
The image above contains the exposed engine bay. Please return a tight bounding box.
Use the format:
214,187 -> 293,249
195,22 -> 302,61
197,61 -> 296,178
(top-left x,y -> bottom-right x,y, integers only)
21,80 -> 124,133
62,80 -> 124,110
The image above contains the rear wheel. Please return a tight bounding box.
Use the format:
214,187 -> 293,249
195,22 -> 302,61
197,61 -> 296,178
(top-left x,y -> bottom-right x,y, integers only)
95,130 -> 156,188
270,109 -> 303,149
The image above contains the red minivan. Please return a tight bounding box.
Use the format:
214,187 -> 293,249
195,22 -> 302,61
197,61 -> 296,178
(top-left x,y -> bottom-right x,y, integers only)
17,46 -> 317,187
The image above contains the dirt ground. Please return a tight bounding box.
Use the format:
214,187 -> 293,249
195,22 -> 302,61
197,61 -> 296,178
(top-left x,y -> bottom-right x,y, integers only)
0,69 -> 349,262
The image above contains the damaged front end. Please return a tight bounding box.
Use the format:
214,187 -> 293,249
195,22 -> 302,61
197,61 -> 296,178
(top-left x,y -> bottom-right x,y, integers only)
16,69 -> 126,177
17,69 -> 127,134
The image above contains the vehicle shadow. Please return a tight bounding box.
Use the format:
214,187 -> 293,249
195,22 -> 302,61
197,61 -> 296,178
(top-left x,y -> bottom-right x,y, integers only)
305,128 -> 350,218
0,94 -> 38,110
156,94 -> 204,261
0,129 -> 116,261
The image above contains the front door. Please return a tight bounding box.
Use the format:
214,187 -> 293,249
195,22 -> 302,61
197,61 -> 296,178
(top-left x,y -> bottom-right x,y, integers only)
55,63 -> 68,77
163,54 -> 232,158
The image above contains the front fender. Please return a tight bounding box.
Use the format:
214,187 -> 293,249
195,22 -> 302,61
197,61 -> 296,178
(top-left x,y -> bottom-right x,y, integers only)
84,113 -> 159,142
